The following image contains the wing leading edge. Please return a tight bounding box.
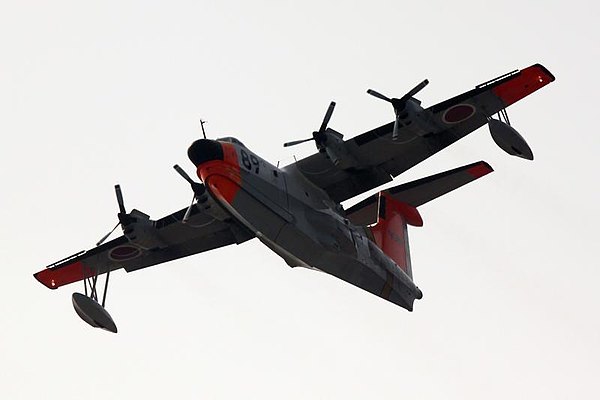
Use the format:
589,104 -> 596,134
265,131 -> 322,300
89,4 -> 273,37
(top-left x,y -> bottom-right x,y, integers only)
34,205 -> 254,290
290,64 -> 554,202
345,161 -> 493,226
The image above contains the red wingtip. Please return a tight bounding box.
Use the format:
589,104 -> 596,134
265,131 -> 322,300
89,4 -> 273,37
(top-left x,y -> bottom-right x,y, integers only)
34,271 -> 59,289
492,64 -> 555,107
34,261 -> 91,290
467,162 -> 494,179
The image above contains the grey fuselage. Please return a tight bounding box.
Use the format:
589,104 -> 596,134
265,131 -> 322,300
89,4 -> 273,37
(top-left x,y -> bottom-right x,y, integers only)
191,137 -> 422,310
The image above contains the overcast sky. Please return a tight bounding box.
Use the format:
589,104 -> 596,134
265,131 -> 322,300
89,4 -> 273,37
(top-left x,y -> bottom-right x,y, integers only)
1,0 -> 599,399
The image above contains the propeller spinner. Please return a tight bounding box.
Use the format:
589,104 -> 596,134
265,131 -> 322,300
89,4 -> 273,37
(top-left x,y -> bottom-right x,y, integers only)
367,79 -> 429,140
284,101 -> 336,148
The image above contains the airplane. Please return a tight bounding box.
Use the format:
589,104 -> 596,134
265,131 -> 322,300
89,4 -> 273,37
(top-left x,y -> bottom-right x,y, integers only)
34,64 -> 555,333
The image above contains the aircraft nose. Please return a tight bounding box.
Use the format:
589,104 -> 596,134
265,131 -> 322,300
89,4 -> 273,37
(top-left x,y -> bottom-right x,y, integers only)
188,139 -> 224,166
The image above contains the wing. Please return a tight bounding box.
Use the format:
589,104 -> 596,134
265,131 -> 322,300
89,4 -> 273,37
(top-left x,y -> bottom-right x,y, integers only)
34,205 -> 254,290
289,64 -> 554,202
345,161 -> 493,226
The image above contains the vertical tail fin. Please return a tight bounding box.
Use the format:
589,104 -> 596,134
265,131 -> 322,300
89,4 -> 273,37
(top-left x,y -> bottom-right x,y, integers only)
369,192 -> 423,279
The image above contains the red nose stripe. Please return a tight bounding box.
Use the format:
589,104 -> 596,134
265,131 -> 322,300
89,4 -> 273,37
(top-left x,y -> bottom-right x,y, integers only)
207,176 -> 241,204
196,143 -> 242,204
221,143 -> 239,168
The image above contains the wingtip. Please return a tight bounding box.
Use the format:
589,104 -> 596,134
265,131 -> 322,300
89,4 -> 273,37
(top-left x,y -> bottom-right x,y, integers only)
467,161 -> 494,178
33,271 -> 58,290
531,63 -> 555,82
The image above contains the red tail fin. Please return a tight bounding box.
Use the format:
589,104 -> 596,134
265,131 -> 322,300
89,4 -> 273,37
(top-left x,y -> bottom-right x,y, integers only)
369,192 -> 423,279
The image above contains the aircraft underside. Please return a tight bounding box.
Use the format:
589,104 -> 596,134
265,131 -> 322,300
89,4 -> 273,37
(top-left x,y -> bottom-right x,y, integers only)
33,63 -> 555,332
205,170 -> 423,311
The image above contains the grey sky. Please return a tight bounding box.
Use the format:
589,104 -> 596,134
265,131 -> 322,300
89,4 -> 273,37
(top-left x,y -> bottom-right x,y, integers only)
1,0 -> 599,398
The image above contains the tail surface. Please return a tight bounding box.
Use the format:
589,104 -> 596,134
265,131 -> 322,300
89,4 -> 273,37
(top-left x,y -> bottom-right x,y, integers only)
346,161 -> 493,226
351,161 -> 494,281
369,192 -> 422,279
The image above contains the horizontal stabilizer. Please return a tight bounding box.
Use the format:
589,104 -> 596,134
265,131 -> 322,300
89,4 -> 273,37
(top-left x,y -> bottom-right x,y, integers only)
346,161 -> 493,226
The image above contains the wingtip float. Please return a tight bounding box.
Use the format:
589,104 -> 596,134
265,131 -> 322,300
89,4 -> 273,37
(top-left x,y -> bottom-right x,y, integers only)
72,293 -> 118,333
34,63 -> 554,333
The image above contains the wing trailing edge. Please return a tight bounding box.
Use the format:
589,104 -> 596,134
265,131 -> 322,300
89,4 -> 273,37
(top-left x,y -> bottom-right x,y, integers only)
34,204 -> 254,290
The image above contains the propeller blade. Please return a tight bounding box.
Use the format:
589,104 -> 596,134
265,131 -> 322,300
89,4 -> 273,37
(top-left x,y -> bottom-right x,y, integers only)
173,164 -> 195,185
367,89 -> 392,103
392,119 -> 400,141
283,101 -> 335,148
174,164 -> 206,198
399,79 -> 429,103
96,221 -> 121,247
182,194 -> 196,223
283,137 -> 315,147
115,185 -> 126,214
318,101 -> 336,133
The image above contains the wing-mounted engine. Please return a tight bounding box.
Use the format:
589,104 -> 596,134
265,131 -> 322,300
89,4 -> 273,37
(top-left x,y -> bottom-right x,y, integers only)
173,164 -> 230,221
119,209 -> 166,250
284,102 -> 359,170
315,126 -> 359,170
367,80 -> 441,142
96,185 -> 166,250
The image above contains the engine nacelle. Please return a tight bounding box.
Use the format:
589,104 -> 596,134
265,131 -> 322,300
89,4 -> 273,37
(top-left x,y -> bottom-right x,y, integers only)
394,99 -> 439,143
320,128 -> 359,170
121,209 -> 166,250
488,119 -> 534,160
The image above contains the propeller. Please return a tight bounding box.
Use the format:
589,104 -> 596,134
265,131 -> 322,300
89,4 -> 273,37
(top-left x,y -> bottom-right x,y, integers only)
283,137 -> 314,147
173,164 -> 206,222
96,184 -> 127,246
284,101 -> 336,148
367,79 -> 429,140
115,184 -> 126,214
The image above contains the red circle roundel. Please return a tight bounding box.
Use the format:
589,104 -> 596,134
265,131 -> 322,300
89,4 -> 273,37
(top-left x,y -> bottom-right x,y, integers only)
109,245 -> 141,261
442,104 -> 476,124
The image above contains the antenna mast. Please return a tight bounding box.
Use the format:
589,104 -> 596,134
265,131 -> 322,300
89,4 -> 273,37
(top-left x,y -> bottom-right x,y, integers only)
199,119 -> 207,139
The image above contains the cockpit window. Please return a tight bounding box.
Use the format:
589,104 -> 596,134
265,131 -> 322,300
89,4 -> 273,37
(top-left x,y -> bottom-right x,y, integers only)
218,137 -> 246,148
